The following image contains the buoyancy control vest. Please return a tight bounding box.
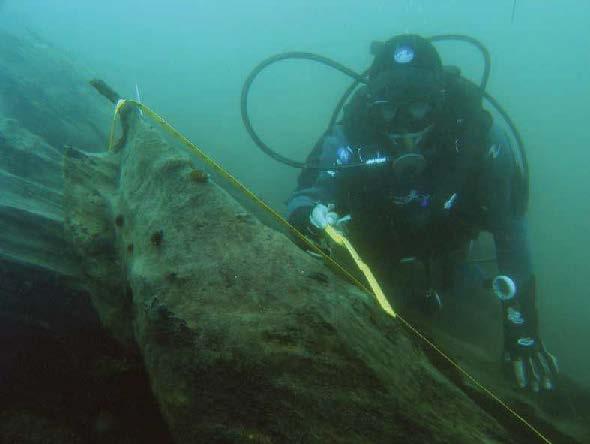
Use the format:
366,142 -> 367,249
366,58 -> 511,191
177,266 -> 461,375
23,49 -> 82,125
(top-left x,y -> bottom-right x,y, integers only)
334,66 -> 493,259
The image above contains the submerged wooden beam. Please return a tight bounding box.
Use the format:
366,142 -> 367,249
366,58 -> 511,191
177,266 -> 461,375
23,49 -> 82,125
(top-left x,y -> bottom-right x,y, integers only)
63,120 -> 514,442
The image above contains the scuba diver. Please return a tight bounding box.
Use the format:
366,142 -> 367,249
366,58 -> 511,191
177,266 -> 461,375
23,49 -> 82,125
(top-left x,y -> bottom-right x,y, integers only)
283,34 -> 558,392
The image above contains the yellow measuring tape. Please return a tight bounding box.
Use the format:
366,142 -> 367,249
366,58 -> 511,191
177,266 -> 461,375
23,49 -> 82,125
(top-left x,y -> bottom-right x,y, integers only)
109,99 -> 551,443
324,225 -> 396,318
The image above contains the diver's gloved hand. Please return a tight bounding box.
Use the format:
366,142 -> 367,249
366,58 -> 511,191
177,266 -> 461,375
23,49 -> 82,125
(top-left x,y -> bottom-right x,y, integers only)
310,203 -> 339,229
310,203 -> 351,230
503,318 -> 559,392
493,275 -> 559,391
288,204 -> 351,257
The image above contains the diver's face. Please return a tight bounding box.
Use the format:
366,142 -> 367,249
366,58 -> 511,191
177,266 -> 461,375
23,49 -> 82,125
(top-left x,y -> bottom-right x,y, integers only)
385,124 -> 433,153
369,99 -> 435,154
370,99 -> 434,135
375,100 -> 434,134
369,98 -> 436,180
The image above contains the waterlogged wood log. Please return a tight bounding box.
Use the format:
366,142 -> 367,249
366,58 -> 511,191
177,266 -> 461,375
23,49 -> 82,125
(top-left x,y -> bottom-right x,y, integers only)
63,121 -> 512,443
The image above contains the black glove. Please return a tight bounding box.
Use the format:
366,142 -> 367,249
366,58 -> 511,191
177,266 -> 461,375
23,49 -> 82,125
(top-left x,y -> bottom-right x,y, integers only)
503,318 -> 559,391
494,275 -> 559,391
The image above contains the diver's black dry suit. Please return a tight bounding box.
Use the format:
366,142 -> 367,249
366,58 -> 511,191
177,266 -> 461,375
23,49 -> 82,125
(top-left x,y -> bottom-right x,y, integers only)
286,71 -> 538,340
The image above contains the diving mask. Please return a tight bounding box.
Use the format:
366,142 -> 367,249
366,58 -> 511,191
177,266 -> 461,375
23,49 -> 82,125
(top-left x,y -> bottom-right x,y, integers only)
367,98 -> 435,179
371,99 -> 435,133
